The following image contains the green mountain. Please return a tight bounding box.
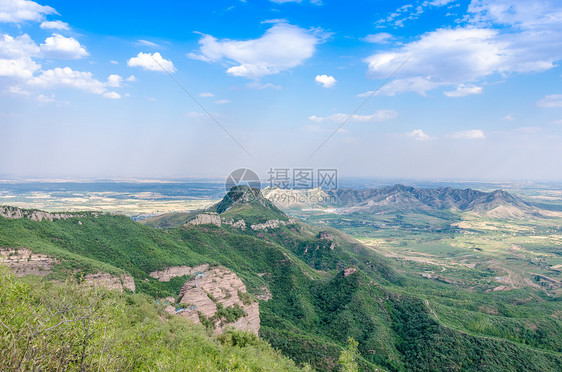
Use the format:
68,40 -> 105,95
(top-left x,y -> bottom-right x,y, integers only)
1,187 -> 561,371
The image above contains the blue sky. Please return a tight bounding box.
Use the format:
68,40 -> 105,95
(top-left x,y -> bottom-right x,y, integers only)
1,0 -> 562,181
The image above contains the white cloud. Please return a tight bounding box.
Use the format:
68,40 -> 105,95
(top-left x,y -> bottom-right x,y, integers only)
0,57 -> 39,78
366,0 -> 562,96
447,129 -> 486,139
40,20 -> 69,30
137,39 -> 160,47
126,74 -> 136,82
365,24 -> 562,95
0,33 -> 40,78
0,33 -> 39,58
102,91 -> 121,99
28,67 -> 112,96
309,110 -> 398,123
106,74 -> 123,87
127,52 -> 175,72
315,74 -> 336,88
363,33 -> 394,44
187,22 -> 325,78
467,0 -> 562,29
443,84 -> 483,97
537,94 -> 562,108
214,99 -> 230,104
40,34 -> 88,59
406,129 -> 434,141
110,60 -> 119,65
0,0 -> 56,23
199,92 -> 214,97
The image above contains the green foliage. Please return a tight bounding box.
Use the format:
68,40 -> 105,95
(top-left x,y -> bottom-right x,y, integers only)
338,337 -> 360,372
0,266 -> 301,371
238,290 -> 254,306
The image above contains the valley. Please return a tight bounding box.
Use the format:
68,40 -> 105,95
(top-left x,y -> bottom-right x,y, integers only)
1,182 -> 562,371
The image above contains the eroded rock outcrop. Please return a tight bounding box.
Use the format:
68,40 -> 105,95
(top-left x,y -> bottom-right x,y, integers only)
185,213 -> 222,227
166,266 -> 260,335
0,206 -> 89,222
250,219 -> 288,231
0,247 -> 55,276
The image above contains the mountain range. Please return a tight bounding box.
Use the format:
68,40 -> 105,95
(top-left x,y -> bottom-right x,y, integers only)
263,184 -> 540,218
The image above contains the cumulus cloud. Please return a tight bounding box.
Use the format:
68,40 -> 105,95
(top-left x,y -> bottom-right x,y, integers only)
366,1 -> 562,95
406,129 -> 434,141
102,91 -> 121,99
40,34 -> 88,59
444,84 -> 483,97
28,67 -> 121,98
106,74 -> 123,87
126,75 -> 136,82
40,20 -> 69,30
127,52 -> 175,72
0,0 -> 56,23
199,92 -> 214,97
309,110 -> 398,123
315,74 -> 335,88
537,94 -> 562,108
214,99 -> 230,104
447,129 -> 486,139
187,22 -> 325,78
0,57 -> 40,79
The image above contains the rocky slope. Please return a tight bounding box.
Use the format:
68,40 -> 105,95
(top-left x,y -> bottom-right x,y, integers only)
165,265 -> 260,335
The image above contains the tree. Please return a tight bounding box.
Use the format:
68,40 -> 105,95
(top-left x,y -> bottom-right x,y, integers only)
338,337 -> 359,372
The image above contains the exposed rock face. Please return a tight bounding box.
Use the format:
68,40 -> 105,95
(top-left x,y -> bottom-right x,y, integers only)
83,272 -> 136,293
343,267 -> 357,277
255,285 -> 272,301
250,219 -> 288,231
186,213 -> 222,227
185,213 -> 248,229
223,219 -> 247,229
149,264 -> 210,282
166,266 -> 260,335
0,206 -> 88,222
0,248 -> 55,276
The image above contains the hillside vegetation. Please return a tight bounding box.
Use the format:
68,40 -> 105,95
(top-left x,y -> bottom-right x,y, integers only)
0,266 -> 302,371
1,186 -> 561,371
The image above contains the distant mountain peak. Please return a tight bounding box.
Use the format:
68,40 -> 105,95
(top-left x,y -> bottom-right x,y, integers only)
213,185 -> 288,222
215,185 -> 266,214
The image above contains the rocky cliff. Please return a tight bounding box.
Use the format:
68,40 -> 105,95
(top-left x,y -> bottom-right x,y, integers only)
0,205 -> 90,222
0,248 -> 55,276
165,265 -> 260,335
